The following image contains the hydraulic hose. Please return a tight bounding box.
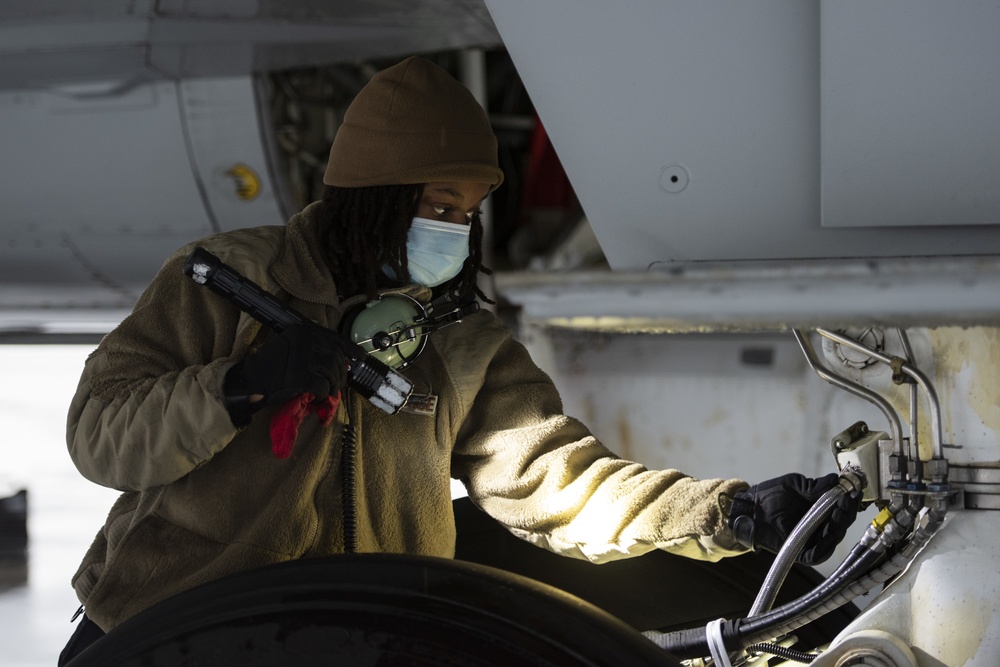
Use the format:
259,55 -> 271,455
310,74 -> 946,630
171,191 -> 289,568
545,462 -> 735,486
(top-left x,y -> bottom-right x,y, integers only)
738,509 -> 944,647
739,547 -> 891,643
647,510 -> 944,661
748,472 -> 864,617
646,546 -> 881,660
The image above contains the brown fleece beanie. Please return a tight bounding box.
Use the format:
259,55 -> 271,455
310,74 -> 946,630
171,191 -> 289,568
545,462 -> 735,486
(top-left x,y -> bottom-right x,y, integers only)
323,56 -> 504,190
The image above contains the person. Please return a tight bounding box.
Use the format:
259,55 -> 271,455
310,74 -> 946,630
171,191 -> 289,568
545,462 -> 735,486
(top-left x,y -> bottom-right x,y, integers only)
59,56 -> 861,662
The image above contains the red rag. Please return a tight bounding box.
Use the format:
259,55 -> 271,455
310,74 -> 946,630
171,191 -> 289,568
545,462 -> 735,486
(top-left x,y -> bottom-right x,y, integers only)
269,392 -> 340,459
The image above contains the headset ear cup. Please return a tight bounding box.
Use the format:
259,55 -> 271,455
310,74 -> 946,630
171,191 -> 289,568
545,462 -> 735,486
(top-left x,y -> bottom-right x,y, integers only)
338,304 -> 363,340
341,294 -> 428,370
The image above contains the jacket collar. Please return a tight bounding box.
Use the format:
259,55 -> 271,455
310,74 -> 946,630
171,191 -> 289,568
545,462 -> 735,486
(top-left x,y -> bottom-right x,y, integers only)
269,201 -> 434,308
271,202 -> 340,307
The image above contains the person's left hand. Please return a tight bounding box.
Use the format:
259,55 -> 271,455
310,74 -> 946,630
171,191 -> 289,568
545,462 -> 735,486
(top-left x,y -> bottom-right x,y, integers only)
725,472 -> 862,566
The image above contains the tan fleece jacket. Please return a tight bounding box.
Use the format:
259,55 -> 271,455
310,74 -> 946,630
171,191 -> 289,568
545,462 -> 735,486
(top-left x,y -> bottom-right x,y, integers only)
66,203 -> 748,632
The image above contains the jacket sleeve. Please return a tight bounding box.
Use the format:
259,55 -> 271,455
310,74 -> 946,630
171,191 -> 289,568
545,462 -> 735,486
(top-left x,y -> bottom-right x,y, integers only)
66,244 -> 254,492
451,326 -> 750,563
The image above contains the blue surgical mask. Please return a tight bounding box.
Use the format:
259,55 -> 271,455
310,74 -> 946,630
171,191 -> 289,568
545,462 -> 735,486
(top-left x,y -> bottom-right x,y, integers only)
387,217 -> 471,287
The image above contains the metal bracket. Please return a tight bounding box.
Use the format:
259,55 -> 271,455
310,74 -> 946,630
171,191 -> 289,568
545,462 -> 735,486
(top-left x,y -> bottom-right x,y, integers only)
832,423 -> 890,505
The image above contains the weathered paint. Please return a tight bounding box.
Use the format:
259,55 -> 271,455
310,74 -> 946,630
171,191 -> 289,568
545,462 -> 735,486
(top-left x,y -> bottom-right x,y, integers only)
515,318 -> 1000,655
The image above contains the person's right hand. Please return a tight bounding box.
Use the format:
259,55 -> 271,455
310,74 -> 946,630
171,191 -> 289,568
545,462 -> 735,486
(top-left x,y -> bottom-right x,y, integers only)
242,324 -> 348,408
726,472 -> 862,565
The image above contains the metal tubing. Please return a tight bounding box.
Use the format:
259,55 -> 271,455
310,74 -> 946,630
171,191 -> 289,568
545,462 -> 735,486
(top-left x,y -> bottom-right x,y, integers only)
896,329 -> 920,464
816,328 -> 944,461
793,330 -> 904,455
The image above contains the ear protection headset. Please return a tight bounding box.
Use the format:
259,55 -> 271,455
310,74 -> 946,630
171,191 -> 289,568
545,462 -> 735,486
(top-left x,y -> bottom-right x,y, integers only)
340,291 -> 480,370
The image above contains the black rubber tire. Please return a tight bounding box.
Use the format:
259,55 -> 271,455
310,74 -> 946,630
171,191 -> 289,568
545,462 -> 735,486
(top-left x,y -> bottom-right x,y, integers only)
68,553 -> 682,666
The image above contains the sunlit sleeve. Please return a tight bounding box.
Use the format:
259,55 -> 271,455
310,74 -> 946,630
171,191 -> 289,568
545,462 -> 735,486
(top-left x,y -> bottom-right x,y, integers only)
450,327 -> 749,563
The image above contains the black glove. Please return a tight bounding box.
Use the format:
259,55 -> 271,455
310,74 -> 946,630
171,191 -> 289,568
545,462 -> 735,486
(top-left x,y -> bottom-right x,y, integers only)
224,324 -> 348,426
726,472 -> 862,566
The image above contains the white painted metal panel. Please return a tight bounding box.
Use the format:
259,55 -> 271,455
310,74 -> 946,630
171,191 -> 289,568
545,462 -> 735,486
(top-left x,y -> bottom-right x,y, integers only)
484,1 -> 1000,268
820,1 -> 1000,228
0,81 -> 214,310
0,76 -> 286,315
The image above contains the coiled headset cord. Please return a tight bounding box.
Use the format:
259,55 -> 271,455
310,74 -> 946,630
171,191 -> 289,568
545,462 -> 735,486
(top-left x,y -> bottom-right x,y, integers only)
341,392 -> 358,554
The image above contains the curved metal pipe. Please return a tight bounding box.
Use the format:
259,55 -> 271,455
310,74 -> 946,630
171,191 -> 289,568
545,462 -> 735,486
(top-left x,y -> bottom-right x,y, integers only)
896,329 -> 921,464
793,330 -> 903,454
816,328 -> 944,461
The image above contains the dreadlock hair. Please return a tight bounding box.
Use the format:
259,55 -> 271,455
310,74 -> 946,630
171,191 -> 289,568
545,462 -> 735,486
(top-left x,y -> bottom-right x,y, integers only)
319,184 -> 494,303
453,208 -> 495,305
319,184 -> 419,300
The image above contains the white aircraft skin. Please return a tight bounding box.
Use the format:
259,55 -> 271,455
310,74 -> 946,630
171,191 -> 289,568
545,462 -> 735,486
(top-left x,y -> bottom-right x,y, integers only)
0,0 -> 501,332
3,2 -> 1000,665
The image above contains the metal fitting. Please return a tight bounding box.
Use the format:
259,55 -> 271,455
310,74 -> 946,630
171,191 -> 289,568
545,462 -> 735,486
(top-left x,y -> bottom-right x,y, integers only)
838,466 -> 867,495
888,454 -> 907,477
924,458 -> 949,484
